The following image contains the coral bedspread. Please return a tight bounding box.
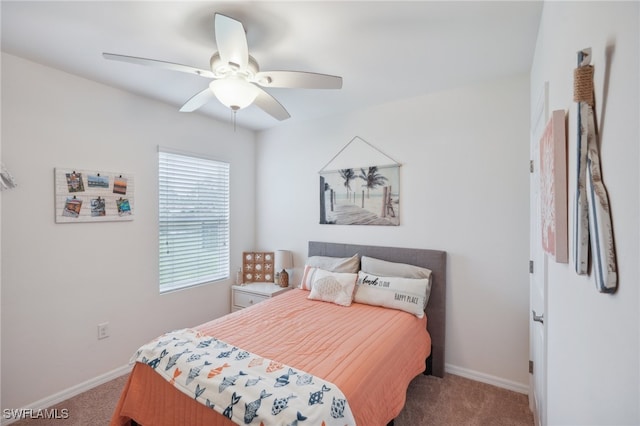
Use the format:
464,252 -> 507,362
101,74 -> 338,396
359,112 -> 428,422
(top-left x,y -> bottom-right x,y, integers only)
111,289 -> 431,426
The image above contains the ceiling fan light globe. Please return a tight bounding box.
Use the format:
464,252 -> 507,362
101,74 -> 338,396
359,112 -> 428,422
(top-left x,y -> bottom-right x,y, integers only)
209,77 -> 259,110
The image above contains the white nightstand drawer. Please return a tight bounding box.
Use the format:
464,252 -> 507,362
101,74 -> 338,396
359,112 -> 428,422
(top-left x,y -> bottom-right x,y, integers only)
234,290 -> 269,308
231,282 -> 292,311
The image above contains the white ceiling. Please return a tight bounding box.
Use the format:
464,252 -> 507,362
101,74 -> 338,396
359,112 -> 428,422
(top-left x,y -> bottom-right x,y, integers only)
1,1 -> 543,132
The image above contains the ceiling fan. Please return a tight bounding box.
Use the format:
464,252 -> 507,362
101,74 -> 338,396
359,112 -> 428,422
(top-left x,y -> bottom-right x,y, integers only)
103,13 -> 342,122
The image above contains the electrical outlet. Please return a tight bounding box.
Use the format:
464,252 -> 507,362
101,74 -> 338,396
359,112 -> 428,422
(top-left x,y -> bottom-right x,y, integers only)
97,322 -> 109,340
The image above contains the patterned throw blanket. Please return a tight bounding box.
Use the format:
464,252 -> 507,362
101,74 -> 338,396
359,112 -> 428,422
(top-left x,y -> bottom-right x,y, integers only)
132,329 -> 356,426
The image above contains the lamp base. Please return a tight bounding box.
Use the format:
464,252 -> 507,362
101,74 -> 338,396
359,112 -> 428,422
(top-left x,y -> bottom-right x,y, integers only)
278,269 -> 289,288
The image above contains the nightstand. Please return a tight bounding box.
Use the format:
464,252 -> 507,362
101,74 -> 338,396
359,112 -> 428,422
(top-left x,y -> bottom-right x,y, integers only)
231,282 -> 292,312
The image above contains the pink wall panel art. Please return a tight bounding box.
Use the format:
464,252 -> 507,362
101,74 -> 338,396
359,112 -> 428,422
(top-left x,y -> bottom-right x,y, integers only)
540,109 -> 568,263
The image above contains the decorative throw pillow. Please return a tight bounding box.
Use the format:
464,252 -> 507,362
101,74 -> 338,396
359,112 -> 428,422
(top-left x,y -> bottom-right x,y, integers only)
307,269 -> 357,307
299,265 -> 318,291
305,254 -> 360,273
354,271 -> 431,318
360,256 -> 432,308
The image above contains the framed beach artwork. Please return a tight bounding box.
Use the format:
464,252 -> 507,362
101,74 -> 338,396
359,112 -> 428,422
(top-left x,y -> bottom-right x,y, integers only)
539,110 -> 568,263
319,137 -> 400,226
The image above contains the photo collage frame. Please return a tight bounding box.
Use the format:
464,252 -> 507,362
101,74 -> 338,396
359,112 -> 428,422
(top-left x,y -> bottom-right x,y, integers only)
54,168 -> 134,223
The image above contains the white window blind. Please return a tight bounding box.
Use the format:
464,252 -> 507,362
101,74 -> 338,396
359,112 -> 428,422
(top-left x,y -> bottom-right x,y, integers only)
158,150 -> 230,293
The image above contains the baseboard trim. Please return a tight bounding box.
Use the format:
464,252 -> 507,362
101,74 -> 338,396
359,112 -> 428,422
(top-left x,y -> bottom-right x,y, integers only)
445,363 -> 529,394
1,364 -> 132,426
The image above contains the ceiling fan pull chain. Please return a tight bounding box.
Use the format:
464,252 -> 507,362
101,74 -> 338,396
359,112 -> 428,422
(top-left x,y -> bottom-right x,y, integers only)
232,109 -> 237,132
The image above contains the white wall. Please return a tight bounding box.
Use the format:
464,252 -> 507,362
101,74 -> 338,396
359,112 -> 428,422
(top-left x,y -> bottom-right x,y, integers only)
0,47 -> 3,411
255,74 -> 531,390
0,53 -> 256,410
531,2 -> 639,425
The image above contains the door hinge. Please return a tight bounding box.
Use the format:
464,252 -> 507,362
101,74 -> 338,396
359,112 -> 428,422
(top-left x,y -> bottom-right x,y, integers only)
530,160 -> 534,173
529,260 -> 534,273
529,360 -> 534,374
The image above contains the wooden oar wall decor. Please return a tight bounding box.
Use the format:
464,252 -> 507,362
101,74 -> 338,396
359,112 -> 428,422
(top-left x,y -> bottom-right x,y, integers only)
572,48 -> 618,293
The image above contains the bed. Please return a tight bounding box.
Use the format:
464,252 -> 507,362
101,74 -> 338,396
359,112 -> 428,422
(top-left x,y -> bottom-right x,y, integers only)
110,241 -> 446,426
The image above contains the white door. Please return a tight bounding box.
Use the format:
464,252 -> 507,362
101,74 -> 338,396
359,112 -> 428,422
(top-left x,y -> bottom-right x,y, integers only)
529,82 -> 548,426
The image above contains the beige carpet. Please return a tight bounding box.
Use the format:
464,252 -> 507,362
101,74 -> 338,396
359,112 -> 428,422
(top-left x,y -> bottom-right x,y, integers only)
12,373 -> 533,425
396,374 -> 533,426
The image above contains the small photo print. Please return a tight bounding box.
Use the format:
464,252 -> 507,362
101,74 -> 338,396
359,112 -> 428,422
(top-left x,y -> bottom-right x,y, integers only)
116,198 -> 131,216
62,197 -> 83,217
66,172 -> 85,192
113,176 -> 127,194
87,174 -> 109,188
90,197 -> 106,217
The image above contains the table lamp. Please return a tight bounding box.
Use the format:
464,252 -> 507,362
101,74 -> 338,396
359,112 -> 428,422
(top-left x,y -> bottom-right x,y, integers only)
274,250 -> 293,287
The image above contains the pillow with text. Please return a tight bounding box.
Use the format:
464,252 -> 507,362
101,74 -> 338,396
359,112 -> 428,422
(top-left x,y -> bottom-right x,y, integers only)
354,271 -> 430,318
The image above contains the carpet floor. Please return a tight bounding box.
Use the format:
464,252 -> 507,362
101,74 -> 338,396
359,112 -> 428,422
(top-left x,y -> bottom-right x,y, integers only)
12,373 -> 533,425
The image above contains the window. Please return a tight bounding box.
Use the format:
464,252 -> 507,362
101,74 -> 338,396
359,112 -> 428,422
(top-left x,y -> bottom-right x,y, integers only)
158,149 -> 230,293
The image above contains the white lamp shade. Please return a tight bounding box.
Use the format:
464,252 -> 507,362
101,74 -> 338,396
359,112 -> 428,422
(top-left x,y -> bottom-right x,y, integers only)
209,77 -> 260,110
274,250 -> 293,271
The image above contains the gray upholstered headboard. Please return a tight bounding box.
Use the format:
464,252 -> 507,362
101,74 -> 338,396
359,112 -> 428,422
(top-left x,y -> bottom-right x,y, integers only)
308,241 -> 446,378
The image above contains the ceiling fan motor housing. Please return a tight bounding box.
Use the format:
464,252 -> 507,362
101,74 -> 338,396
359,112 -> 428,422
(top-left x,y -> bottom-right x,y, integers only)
210,52 -> 259,79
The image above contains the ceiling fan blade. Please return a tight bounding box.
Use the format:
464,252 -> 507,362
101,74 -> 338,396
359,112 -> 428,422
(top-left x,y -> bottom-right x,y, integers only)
103,53 -> 215,78
253,88 -> 291,121
179,88 -> 216,112
214,13 -> 249,70
254,71 -> 343,89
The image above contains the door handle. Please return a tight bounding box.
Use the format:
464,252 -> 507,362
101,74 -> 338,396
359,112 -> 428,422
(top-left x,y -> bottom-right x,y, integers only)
532,310 -> 544,324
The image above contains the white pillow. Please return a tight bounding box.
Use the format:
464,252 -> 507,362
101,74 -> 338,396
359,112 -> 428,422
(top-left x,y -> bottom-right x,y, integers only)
361,256 -> 432,280
354,271 -> 431,318
307,269 -> 357,307
360,256 -> 432,308
305,254 -> 359,273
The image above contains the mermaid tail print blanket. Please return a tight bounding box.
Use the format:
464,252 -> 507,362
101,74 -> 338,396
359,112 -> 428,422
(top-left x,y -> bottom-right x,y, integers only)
132,328 -> 356,426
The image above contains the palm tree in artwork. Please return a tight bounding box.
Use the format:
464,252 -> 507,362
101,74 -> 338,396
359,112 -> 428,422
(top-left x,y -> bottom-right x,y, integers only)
339,168 -> 357,199
359,166 -> 388,198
